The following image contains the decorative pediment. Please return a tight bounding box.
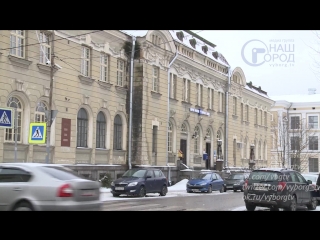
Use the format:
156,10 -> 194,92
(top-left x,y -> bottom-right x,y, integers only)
15,79 -> 24,91
83,95 -> 89,105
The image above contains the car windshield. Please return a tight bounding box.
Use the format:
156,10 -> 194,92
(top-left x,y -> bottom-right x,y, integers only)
249,171 -> 282,182
197,173 -> 212,180
302,175 -> 317,183
122,169 -> 147,178
228,174 -> 244,180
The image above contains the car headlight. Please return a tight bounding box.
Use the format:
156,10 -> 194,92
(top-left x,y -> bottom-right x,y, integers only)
200,182 -> 207,185
128,182 -> 138,187
111,182 -> 114,186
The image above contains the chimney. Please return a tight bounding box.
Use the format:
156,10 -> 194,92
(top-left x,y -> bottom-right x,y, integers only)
308,88 -> 316,95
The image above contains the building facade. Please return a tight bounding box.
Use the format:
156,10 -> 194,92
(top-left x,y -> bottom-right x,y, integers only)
270,93 -> 320,173
125,30 -> 275,169
0,30 -> 275,170
0,30 -> 131,165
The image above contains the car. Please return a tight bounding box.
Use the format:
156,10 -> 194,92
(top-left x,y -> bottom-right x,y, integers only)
186,171 -> 224,193
0,163 -> 101,211
243,167 -> 317,211
110,168 -> 168,197
302,174 -> 317,186
224,172 -> 249,192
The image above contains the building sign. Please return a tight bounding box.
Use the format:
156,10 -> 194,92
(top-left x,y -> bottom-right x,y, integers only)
61,118 -> 71,147
189,108 -> 210,116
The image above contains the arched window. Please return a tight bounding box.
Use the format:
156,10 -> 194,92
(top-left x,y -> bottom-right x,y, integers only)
217,130 -> 221,139
194,126 -> 200,154
113,114 -> 122,150
5,97 -> 23,142
243,138 -> 247,159
181,123 -> 187,133
259,141 -> 261,160
96,111 -> 106,149
205,128 -> 211,140
168,122 -> 173,152
35,101 -> 48,123
264,141 -> 267,160
77,108 -> 88,147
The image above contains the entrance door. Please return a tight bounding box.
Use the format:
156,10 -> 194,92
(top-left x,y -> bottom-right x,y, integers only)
180,139 -> 187,165
206,142 -> 211,169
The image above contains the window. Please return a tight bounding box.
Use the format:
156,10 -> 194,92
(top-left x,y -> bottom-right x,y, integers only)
205,128 -> 211,140
296,172 -> 306,183
258,141 -> 261,159
194,126 -> 200,154
100,54 -> 109,82
291,158 -> 300,171
152,126 -> 158,154
290,116 -> 300,129
5,97 -> 22,142
254,108 -> 257,124
154,170 -> 161,177
309,158 -> 319,172
169,73 -> 177,99
232,97 -> 237,115
183,78 -> 191,102
260,110 -> 263,125
291,136 -> 300,150
181,123 -> 187,133
264,112 -> 267,126
39,32 -> 51,64
218,92 -> 224,112
146,170 -> 154,178
152,34 -> 162,47
309,136 -> 318,150
38,166 -> 84,180
10,30 -> 25,58
197,83 -> 203,106
96,112 -> 106,149
244,105 -> 249,121
243,138 -> 247,159
241,103 -> 243,121
81,46 -> 90,77
263,141 -> 267,160
35,101 -> 48,143
117,59 -> 124,86
308,116 -> 318,129
77,108 -> 88,147
208,88 -> 214,109
168,122 -> 173,152
152,66 -> 159,92
113,115 -> 122,150
0,167 -> 32,182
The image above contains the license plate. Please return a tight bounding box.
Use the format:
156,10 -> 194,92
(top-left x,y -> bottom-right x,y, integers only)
115,187 -> 124,190
82,191 -> 95,196
192,189 -> 200,192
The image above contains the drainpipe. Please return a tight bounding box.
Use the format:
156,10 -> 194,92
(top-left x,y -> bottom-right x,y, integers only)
128,36 -> 136,170
224,66 -> 231,168
166,51 -> 178,185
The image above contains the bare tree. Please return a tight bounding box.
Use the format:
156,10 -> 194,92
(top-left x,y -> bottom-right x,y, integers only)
271,114 -> 318,172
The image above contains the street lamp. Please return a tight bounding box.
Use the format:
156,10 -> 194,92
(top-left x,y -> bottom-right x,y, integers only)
216,138 -> 223,171
249,144 -> 255,169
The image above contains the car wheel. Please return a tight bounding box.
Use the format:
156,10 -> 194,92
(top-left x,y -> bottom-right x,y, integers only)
207,185 -> 212,193
245,202 -> 256,211
13,201 -> 33,211
233,189 -> 237,192
284,195 -> 297,211
112,193 -> 120,197
270,206 -> 279,211
138,186 -> 146,198
187,190 -> 192,193
160,185 -> 167,196
219,186 -> 224,193
224,186 -> 227,192
307,197 -> 317,210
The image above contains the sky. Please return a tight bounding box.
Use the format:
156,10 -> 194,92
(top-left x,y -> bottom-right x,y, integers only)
195,30 -> 320,97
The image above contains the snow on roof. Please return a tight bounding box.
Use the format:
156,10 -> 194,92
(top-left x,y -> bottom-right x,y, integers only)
120,30 -> 148,37
245,85 -> 270,99
169,30 -> 230,67
270,94 -> 320,103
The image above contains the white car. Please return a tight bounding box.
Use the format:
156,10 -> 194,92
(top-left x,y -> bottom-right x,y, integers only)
302,173 -> 318,186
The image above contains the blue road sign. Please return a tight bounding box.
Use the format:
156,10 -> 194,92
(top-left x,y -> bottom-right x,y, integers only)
0,107 -> 14,129
29,122 -> 47,144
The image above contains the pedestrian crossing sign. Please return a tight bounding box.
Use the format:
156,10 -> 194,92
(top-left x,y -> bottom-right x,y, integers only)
29,122 -> 46,144
0,107 -> 14,129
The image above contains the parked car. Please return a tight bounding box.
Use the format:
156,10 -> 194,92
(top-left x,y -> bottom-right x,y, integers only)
302,174 -> 317,186
224,172 -> 249,192
0,163 -> 101,211
110,168 -> 168,197
186,171 -> 224,193
243,167 -> 317,211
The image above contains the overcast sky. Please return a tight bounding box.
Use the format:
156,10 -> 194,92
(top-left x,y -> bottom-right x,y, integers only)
195,30 -> 320,97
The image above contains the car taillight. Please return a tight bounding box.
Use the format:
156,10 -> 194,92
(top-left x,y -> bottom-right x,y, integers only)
57,183 -> 73,197
277,182 -> 286,192
244,180 -> 248,189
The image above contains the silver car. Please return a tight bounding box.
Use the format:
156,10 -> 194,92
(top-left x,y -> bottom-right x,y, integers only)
0,163 -> 101,211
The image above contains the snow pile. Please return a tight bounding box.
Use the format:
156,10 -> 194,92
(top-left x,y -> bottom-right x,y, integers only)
168,179 -> 188,191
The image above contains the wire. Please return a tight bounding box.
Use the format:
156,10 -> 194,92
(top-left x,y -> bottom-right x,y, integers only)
0,30 -> 103,52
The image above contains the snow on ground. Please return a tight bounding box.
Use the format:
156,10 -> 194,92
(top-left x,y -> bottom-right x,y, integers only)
231,205 -> 320,211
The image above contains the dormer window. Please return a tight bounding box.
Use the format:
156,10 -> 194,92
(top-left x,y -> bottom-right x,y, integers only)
212,51 -> 218,59
176,31 -> 184,41
189,38 -> 196,48
202,45 -> 208,54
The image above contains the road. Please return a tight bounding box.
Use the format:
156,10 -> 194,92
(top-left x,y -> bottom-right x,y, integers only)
101,191 -> 245,211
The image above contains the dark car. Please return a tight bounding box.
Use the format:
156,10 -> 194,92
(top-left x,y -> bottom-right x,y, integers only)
243,167 -> 317,211
110,168 -> 168,198
186,171 -> 224,193
224,172 -> 249,192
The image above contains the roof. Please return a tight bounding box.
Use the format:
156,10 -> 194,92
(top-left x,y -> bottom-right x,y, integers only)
270,94 -> 320,103
245,82 -> 270,99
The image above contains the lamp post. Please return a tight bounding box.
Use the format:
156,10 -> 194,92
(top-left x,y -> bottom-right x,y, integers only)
249,144 -> 255,169
216,138 -> 223,171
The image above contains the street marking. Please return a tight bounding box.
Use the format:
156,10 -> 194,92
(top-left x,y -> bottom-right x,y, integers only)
102,203 -> 160,211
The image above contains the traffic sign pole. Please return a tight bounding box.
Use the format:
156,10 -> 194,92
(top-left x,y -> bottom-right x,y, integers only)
14,107 -> 17,162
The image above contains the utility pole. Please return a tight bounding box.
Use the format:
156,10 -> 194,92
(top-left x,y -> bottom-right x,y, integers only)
14,107 -> 17,162
46,31 -> 55,164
